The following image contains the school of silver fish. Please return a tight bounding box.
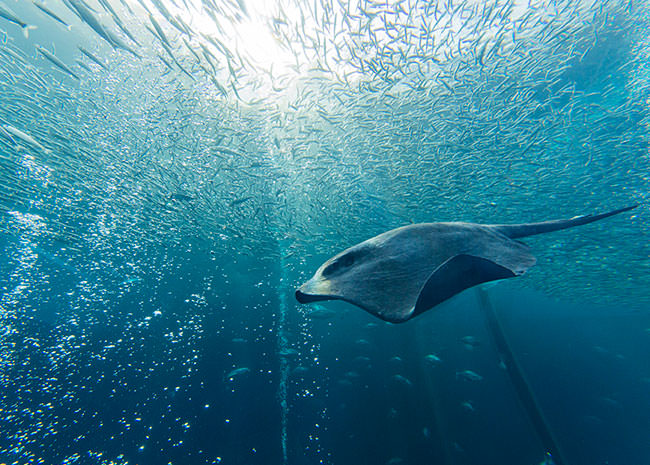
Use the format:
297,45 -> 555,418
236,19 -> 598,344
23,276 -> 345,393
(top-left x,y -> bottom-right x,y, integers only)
0,0 -> 648,305
0,1 -> 649,463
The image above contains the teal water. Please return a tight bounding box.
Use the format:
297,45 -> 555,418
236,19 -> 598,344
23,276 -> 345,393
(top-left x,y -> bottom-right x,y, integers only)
0,0 -> 649,464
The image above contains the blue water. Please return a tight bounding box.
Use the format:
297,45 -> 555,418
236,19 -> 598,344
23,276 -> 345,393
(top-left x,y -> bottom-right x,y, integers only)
1,0 -> 649,464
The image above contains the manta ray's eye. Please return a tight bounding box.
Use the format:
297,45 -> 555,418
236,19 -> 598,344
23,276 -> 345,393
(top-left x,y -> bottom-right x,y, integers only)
322,252 -> 356,276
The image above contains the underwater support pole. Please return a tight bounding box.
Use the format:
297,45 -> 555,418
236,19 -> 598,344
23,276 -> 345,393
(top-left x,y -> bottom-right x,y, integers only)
476,288 -> 569,465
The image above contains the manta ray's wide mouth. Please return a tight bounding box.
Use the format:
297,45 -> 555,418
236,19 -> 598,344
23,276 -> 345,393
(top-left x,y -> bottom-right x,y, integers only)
295,289 -> 330,303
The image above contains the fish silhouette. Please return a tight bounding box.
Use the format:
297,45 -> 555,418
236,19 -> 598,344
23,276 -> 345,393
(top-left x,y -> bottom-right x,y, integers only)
296,205 -> 637,323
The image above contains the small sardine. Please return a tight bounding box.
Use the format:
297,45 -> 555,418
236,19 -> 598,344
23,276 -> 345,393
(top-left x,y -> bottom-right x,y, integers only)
32,1 -> 70,29
0,3 -> 36,37
36,45 -> 80,80
1,124 -> 51,154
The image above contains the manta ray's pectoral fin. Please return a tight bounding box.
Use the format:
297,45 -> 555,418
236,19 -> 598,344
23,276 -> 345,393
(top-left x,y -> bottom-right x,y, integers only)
413,254 -> 516,317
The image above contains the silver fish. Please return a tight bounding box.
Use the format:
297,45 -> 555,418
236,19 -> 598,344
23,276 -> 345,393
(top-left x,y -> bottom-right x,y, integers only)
0,2 -> 36,37
36,45 -> 80,80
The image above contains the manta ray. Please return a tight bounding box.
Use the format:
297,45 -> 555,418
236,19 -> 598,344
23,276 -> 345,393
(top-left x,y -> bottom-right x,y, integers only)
295,205 -> 637,323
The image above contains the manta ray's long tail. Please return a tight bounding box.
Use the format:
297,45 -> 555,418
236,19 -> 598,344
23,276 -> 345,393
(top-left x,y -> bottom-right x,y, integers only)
492,205 -> 638,239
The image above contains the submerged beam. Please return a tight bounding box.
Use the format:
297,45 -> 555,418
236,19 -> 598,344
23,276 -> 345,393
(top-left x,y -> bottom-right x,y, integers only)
476,287 -> 568,465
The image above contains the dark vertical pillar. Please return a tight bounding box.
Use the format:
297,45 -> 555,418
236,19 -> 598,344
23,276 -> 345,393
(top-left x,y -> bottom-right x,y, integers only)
476,287 -> 568,465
